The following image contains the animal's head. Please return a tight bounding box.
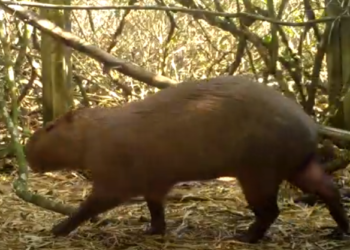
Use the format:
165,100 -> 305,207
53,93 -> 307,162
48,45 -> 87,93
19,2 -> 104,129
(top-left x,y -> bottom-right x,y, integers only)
25,109 -> 85,173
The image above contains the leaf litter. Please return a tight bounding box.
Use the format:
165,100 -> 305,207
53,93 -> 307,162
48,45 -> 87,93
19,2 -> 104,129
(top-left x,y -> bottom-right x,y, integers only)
1,167 -> 350,250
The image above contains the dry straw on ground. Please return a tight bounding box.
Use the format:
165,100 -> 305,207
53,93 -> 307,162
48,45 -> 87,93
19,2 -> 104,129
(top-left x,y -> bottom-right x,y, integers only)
1,169 -> 350,250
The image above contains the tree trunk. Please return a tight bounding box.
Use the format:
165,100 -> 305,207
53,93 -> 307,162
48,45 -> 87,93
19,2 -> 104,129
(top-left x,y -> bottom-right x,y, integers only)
39,0 -> 72,124
326,0 -> 350,129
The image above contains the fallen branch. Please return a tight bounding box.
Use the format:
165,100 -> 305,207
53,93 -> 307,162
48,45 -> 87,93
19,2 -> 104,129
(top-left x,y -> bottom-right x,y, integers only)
0,3 -> 178,89
318,125 -> 350,142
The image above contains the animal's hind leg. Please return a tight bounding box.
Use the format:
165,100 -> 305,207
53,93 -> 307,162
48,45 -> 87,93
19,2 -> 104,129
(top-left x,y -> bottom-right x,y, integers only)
144,198 -> 166,235
144,186 -> 171,235
52,190 -> 123,236
235,174 -> 281,243
288,160 -> 349,237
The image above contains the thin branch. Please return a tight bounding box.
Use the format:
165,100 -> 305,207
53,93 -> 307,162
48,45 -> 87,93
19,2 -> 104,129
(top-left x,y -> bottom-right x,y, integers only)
227,0 -> 247,75
0,1 -> 347,27
267,0 -> 278,75
155,0 -> 178,75
106,0 -> 138,53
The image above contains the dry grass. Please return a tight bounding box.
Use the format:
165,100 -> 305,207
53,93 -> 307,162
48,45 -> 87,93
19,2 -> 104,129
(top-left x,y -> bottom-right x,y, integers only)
1,170 -> 350,250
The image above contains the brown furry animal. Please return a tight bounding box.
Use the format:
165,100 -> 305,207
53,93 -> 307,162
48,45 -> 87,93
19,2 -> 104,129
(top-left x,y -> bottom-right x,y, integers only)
25,75 -> 349,243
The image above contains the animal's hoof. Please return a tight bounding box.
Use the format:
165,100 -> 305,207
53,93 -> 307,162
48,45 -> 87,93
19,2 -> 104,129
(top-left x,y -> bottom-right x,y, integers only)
325,228 -> 350,240
232,233 -> 260,244
89,216 -> 101,223
144,223 -> 165,235
51,219 -> 73,237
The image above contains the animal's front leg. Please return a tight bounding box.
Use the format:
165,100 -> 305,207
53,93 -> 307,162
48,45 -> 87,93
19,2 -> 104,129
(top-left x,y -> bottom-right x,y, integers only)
52,192 -> 121,236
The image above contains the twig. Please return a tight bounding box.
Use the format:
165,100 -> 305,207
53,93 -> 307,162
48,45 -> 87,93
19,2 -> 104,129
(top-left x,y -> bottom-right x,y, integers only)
0,1 -> 348,27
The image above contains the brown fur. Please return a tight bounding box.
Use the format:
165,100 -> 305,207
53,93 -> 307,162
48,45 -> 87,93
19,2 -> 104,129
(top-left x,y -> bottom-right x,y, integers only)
25,75 -> 349,243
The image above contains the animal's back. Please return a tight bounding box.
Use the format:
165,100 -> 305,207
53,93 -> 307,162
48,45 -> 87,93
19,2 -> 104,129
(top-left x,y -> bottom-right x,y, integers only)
82,76 -> 318,193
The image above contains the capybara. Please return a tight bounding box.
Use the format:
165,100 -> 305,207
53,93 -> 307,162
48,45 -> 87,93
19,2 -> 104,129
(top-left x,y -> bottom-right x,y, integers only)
25,75 -> 349,243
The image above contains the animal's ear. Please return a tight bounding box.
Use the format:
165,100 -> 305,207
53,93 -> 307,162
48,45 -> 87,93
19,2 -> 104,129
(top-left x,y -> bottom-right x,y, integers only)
64,110 -> 75,123
45,121 -> 55,132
